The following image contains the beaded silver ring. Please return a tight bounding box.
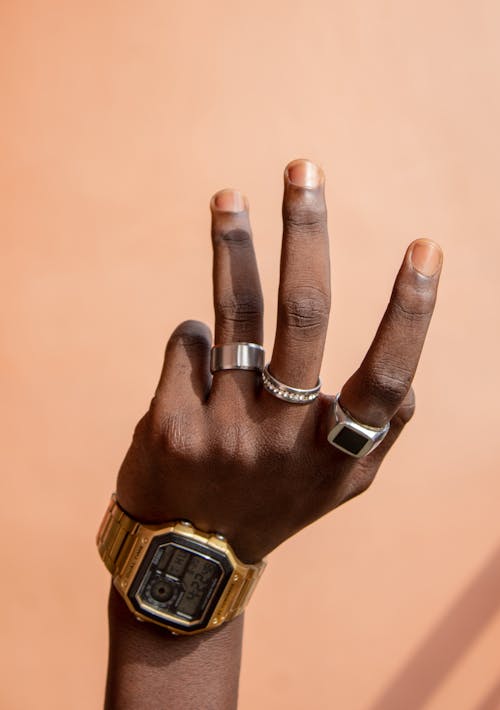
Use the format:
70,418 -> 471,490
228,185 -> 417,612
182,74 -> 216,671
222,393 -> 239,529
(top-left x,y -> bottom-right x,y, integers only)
261,364 -> 321,404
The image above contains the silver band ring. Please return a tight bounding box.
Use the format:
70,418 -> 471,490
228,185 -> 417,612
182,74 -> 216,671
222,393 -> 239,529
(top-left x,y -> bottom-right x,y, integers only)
210,342 -> 265,373
262,364 -> 321,404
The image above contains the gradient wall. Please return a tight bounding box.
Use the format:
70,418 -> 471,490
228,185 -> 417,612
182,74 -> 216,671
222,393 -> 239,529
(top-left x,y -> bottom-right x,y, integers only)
1,2 -> 499,708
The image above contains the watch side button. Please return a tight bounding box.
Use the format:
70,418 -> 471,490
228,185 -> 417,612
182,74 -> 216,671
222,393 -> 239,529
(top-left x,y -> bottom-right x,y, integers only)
135,615 -> 145,623
179,520 -> 193,528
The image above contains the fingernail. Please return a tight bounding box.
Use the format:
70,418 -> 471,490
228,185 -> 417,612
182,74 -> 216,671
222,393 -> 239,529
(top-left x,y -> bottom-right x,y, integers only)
286,159 -> 322,188
212,189 -> 246,213
410,239 -> 443,276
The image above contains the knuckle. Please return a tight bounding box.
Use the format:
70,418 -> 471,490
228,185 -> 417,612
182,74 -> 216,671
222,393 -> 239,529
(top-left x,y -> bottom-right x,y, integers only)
396,395 -> 416,424
169,320 -> 211,349
367,363 -> 413,407
153,409 -> 202,459
284,204 -> 327,236
132,411 -> 153,442
215,227 -> 252,247
280,286 -> 330,335
391,280 -> 436,319
212,419 -> 256,467
130,409 -> 162,454
216,289 -> 263,326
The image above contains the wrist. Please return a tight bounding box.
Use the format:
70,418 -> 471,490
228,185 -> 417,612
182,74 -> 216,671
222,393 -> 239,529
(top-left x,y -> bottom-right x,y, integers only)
106,584 -> 244,710
98,495 -> 265,636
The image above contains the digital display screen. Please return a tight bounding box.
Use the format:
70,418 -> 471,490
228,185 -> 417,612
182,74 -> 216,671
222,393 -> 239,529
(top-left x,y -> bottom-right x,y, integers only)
177,555 -> 221,618
135,542 -> 223,622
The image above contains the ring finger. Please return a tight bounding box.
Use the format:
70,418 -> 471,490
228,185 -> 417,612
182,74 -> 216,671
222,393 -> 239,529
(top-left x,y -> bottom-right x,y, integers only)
209,188 -> 264,399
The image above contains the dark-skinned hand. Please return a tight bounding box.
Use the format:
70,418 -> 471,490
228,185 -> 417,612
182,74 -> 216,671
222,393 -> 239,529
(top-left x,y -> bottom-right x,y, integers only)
116,159 -> 442,564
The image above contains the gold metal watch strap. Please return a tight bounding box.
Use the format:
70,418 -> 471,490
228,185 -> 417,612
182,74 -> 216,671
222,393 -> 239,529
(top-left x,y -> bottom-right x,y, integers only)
96,495 -> 143,576
96,494 -> 267,632
214,559 -> 265,625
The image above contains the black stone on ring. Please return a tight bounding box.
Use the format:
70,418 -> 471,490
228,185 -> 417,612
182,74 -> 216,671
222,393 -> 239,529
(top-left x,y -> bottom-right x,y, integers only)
326,393 -> 390,457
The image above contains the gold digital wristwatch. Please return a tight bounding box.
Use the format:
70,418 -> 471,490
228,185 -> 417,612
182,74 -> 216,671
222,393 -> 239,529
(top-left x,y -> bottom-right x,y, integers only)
97,495 -> 266,635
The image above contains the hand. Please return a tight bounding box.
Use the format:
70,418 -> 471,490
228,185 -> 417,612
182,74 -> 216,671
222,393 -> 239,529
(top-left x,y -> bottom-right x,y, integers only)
116,159 -> 442,564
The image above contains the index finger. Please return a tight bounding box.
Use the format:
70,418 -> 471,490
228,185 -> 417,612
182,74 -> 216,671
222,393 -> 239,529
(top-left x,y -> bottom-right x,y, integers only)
339,238 -> 443,426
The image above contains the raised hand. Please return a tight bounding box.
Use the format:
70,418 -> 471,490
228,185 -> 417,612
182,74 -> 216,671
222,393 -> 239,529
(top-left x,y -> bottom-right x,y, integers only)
116,159 -> 442,564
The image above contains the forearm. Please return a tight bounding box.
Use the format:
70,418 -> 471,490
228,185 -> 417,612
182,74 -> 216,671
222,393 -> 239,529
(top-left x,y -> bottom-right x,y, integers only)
105,585 -> 244,710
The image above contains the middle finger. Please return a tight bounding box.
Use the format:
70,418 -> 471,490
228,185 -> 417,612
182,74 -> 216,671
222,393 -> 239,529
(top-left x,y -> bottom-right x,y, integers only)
269,159 -> 331,391
209,188 -> 264,399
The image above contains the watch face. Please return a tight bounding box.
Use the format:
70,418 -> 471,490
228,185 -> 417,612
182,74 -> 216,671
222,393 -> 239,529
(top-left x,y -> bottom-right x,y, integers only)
128,532 -> 233,632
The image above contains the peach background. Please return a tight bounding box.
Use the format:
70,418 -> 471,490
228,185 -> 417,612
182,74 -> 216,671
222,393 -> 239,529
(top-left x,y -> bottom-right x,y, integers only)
1,2 -> 499,709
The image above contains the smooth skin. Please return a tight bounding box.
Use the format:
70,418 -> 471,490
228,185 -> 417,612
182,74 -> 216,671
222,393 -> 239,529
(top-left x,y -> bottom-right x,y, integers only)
105,159 -> 442,710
